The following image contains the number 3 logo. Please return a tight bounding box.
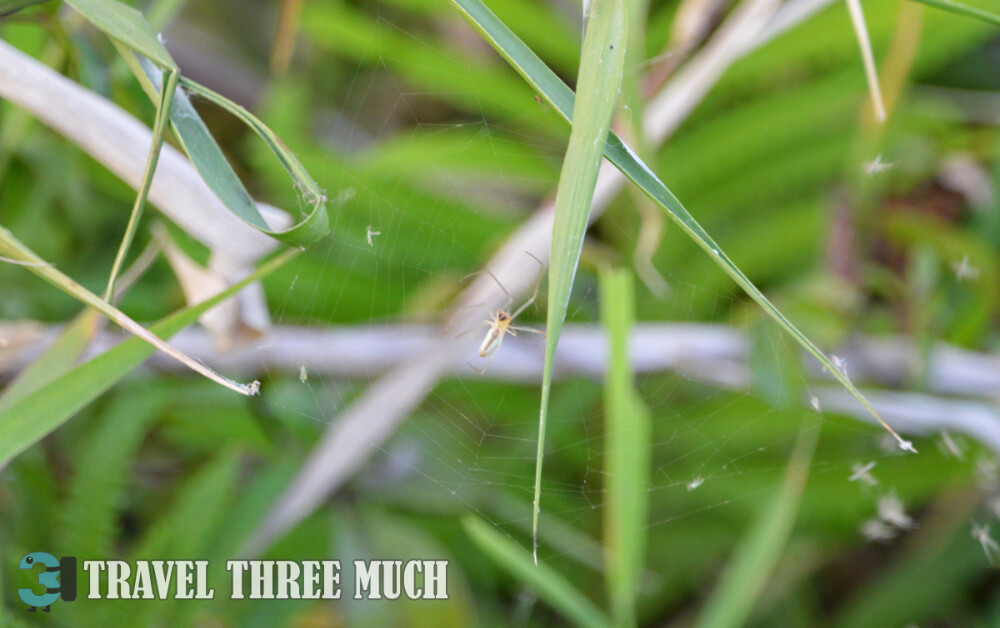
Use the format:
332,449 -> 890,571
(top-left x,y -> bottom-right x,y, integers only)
18,552 -> 77,613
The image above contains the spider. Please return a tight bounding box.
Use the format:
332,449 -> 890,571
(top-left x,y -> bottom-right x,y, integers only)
466,252 -> 545,375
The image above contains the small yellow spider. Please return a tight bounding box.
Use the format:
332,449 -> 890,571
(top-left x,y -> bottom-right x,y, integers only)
467,252 -> 545,375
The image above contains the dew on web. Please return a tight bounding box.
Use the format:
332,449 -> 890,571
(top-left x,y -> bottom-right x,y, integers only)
877,492 -> 915,531
971,521 -> 999,566
849,461 -> 878,487
938,430 -> 967,460
860,518 -> 897,542
952,254 -> 980,281
864,153 -> 893,175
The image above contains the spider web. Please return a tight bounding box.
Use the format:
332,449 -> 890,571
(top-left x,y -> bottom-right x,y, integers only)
230,0 -> 984,587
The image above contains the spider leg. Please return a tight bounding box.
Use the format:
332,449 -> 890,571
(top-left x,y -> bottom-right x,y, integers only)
510,296 -> 534,321
510,253 -> 545,320
468,349 -> 499,375
447,302 -> 493,329
453,319 -> 489,340
510,325 -> 544,335
446,302 -> 496,335
461,268 -> 513,302
455,301 -> 496,315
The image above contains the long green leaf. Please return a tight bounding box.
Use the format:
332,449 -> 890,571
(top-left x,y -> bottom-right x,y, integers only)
534,0 -> 627,565
694,419 -> 819,628
67,0 -> 330,245
1,2 -> 187,396
0,249 -> 297,466
104,67 -> 178,299
0,310 -> 101,416
0,226 -> 256,395
462,516 -> 611,628
179,78 -> 325,208
452,0 -> 914,454
63,0 -> 176,70
600,268 -> 649,628
136,57 -> 270,231
136,59 -> 331,245
910,0 -> 1000,25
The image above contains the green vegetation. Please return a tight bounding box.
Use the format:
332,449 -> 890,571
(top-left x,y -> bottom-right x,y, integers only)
1,0 -> 999,626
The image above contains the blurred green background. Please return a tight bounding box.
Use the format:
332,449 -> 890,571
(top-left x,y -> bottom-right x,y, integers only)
2,0 -> 1000,625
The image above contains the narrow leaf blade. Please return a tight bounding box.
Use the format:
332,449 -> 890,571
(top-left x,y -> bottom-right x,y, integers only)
63,0 -> 176,69
534,0 -> 627,563
910,0 -> 1000,25
600,268 -> 650,628
462,516 -> 611,628
694,420 -> 820,628
0,310 -> 101,415
453,0 -> 913,452
0,250 -> 297,465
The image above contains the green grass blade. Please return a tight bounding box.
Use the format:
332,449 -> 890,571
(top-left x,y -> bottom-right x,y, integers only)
0,225 -> 257,396
452,0 -> 914,453
693,419 -> 820,628
0,310 -> 100,415
462,516 -> 611,628
135,57 -> 270,231
0,249 -> 297,466
136,58 -> 331,244
103,68 -> 178,300
910,0 -> 1000,25
0,0 -> 50,16
534,0 -> 627,565
492,490 -> 611,575
28,0 -> 329,246
599,268 -> 649,628
63,0 -> 176,70
97,6 -> 328,245
179,76 -> 331,244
